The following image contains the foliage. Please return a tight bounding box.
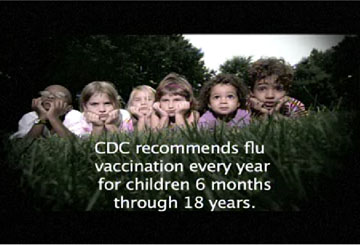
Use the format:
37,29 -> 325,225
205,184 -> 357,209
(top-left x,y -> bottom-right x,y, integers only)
49,35 -> 211,104
292,35 -> 360,110
5,111 -> 353,211
292,49 -> 335,108
219,56 -> 252,86
2,35 -> 211,133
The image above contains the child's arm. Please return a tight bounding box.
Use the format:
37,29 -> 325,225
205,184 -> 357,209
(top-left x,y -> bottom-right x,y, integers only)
153,102 -> 169,129
174,101 -> 190,127
84,111 -> 105,136
129,106 -> 152,131
150,113 -> 160,130
187,110 -> 199,126
25,98 -> 50,138
104,109 -> 121,133
46,99 -> 76,138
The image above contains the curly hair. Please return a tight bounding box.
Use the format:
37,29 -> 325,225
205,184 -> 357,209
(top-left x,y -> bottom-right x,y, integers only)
198,74 -> 248,113
248,58 -> 294,91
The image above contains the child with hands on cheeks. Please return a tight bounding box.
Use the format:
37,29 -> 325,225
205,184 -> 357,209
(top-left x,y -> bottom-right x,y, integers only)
127,85 -> 159,131
198,74 -> 251,129
247,58 -> 307,120
70,81 -> 133,137
11,84 -> 79,139
152,73 -> 199,129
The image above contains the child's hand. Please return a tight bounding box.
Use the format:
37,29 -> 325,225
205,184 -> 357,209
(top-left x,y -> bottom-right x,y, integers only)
144,106 -> 154,118
175,101 -> 190,116
84,111 -> 104,127
105,109 -> 121,126
32,97 -> 48,120
273,96 -> 290,113
153,102 -> 168,118
47,99 -> 72,120
129,106 -> 145,119
248,96 -> 269,115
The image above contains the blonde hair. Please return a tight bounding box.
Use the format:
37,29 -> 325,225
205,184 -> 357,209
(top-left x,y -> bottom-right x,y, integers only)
126,85 -> 156,109
79,81 -> 122,112
155,73 -> 197,111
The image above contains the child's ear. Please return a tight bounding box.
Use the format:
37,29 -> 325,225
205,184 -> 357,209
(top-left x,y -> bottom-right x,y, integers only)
207,103 -> 212,109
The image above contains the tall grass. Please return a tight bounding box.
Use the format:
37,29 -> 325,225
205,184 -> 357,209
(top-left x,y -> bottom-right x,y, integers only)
5,110 -> 354,211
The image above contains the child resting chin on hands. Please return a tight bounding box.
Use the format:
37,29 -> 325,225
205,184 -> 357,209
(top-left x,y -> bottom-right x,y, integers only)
67,81 -> 133,137
10,84 -> 79,139
152,73 -> 199,129
247,58 -> 307,120
127,85 -> 159,131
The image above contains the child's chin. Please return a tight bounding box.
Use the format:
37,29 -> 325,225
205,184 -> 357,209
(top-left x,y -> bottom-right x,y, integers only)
139,109 -> 150,114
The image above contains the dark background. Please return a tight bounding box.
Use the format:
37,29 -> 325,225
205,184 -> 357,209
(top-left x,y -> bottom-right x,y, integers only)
0,2 -> 359,243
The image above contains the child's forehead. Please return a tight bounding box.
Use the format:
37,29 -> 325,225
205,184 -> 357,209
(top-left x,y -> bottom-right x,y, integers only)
211,83 -> 237,93
256,75 -> 281,85
161,93 -> 185,99
45,85 -> 68,94
91,92 -> 111,100
134,90 -> 154,97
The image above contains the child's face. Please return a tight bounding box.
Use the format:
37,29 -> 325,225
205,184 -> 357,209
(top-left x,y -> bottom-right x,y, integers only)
160,94 -> 187,117
131,90 -> 155,115
84,93 -> 115,120
40,85 -> 70,110
251,75 -> 286,110
208,84 -> 240,116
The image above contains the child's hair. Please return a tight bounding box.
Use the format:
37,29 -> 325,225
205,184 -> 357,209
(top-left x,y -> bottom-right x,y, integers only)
199,73 -> 248,113
248,57 -> 294,91
79,81 -> 122,112
126,85 -> 156,109
155,73 -> 197,111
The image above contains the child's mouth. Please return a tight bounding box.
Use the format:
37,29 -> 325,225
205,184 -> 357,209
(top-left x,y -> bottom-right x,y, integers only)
264,102 -> 275,108
99,114 -> 108,120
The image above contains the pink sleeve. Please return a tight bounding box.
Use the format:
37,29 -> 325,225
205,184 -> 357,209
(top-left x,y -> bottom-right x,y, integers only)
120,118 -> 134,132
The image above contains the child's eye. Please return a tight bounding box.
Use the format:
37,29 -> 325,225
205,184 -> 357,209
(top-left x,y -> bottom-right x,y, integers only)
90,103 -> 98,106
105,102 -> 112,105
257,86 -> 267,91
275,85 -> 284,91
227,95 -> 235,99
213,96 -> 220,99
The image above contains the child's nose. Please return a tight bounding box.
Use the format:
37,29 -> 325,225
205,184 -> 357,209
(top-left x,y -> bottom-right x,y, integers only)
220,97 -> 227,103
99,104 -> 106,112
266,89 -> 275,98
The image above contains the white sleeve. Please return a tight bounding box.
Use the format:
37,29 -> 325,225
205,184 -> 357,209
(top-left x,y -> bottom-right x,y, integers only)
63,110 -> 90,137
10,112 -> 38,139
120,109 -> 131,121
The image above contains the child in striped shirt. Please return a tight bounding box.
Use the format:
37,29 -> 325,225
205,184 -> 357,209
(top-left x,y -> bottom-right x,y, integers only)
247,58 -> 307,119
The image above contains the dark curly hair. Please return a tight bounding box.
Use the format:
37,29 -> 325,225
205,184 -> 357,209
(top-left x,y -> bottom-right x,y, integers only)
198,74 -> 248,114
248,58 -> 294,91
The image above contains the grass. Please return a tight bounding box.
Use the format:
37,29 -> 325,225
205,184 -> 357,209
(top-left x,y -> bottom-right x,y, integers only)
4,110 -> 355,211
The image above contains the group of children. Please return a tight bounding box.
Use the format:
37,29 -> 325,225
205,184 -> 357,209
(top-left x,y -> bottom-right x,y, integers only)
11,57 -> 307,139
